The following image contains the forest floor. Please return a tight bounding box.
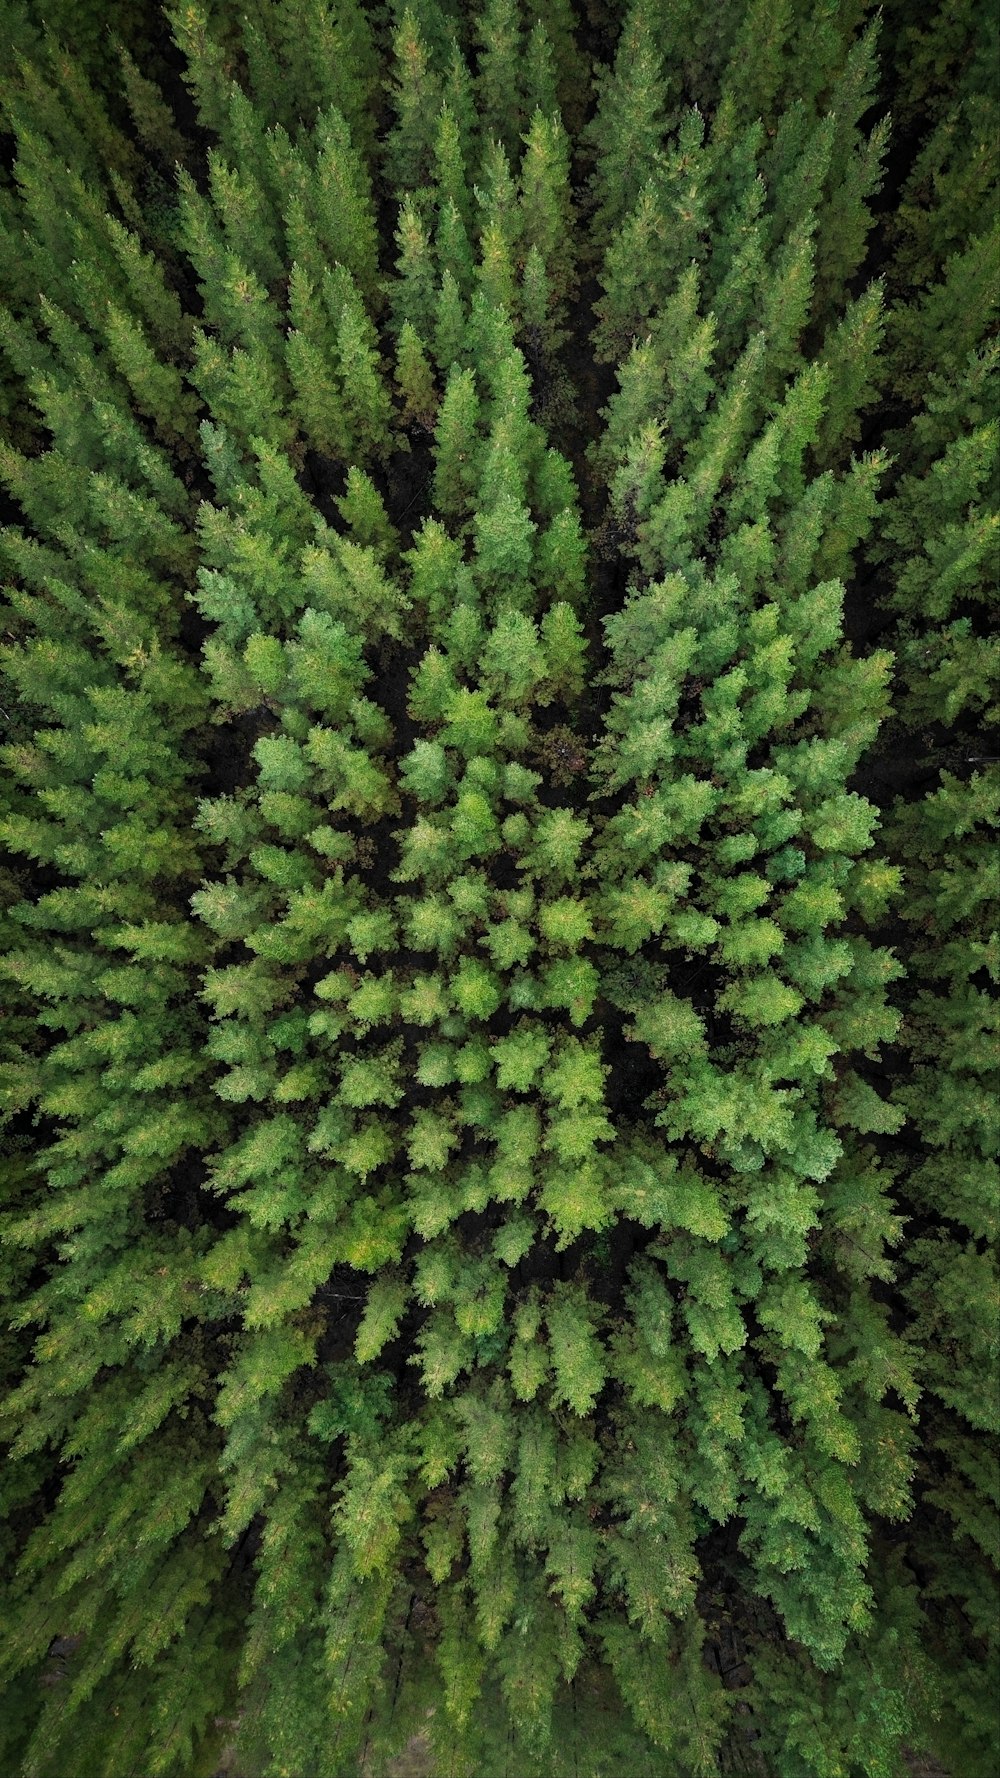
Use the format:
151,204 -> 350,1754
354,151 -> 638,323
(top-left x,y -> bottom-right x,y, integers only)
359,1734 -> 955,1776
903,1755 -> 952,1778
380,1735 -> 433,1776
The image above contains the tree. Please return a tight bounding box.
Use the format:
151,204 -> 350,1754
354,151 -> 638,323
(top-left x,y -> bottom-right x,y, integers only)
432,364 -> 481,517
475,0 -> 525,168
395,319 -> 439,429
386,5 -> 442,193
586,3 -> 668,238
519,110 -> 576,312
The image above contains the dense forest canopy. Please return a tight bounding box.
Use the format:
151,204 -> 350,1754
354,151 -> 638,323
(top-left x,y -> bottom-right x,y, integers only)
0,1 -> 996,1773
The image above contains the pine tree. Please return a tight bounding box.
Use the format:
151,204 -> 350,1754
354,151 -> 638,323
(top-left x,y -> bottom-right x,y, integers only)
529,0 -> 590,135
519,108 -> 577,326
475,0 -> 525,169
386,5 -> 443,194
392,195 -> 438,339
432,363 -> 481,517
586,2 -> 668,239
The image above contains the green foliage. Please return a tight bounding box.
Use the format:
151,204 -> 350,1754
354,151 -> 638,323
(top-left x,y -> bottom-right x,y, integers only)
0,5 -> 996,1775
491,1025 -> 552,1095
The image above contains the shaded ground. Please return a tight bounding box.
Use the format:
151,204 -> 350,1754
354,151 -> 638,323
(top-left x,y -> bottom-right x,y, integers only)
212,1730 -> 953,1776
381,1735 -> 434,1777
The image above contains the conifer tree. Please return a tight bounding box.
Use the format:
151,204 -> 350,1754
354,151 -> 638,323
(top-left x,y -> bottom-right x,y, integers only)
585,2 -> 669,240
475,0 -> 525,169
385,4 -> 442,194
519,109 -> 577,324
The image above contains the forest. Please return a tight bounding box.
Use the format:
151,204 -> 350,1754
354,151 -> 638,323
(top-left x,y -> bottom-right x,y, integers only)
0,0 -> 996,1773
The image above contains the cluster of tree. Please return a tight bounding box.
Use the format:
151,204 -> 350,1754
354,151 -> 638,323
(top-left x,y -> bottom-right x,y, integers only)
0,2 -> 995,1776
873,5 -> 999,1767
